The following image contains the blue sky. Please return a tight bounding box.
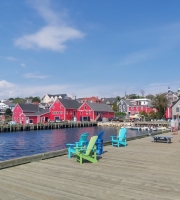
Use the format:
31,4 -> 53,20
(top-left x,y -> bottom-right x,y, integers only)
1,0 -> 180,99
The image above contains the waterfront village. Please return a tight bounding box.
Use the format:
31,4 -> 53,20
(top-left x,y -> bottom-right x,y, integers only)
0,87 -> 180,129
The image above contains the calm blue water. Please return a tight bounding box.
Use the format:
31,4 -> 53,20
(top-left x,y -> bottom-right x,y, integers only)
0,127 -> 150,161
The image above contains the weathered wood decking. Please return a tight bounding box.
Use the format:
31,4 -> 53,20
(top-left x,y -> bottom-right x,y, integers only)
0,132 -> 180,199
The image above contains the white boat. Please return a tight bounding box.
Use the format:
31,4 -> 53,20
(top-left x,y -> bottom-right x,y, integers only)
157,127 -> 167,131
141,127 -> 150,131
130,127 -> 141,130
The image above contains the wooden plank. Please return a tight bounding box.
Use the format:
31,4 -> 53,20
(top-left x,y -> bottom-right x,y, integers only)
0,132 -> 180,199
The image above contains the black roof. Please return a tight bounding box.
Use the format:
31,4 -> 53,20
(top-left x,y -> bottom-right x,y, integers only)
59,99 -> 81,109
19,103 -> 39,112
25,109 -> 50,116
86,102 -> 114,112
171,98 -> 180,108
102,98 -> 117,104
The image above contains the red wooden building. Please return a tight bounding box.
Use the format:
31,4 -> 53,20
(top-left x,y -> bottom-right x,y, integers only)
77,102 -> 114,121
12,104 -> 50,124
49,99 -> 81,121
77,96 -> 102,104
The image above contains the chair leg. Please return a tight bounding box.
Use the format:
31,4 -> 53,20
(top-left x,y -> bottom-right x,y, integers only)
80,154 -> 83,164
68,148 -> 71,158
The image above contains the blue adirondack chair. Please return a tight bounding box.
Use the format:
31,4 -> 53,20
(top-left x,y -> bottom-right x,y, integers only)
95,131 -> 104,155
66,132 -> 89,158
110,127 -> 127,147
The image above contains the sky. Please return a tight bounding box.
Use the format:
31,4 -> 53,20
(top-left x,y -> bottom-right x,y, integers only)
1,0 -> 180,99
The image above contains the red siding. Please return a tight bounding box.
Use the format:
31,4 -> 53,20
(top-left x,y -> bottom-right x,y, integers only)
49,100 -> 78,121
128,106 -> 157,115
12,104 -> 23,124
49,100 -> 65,121
77,102 -> 114,121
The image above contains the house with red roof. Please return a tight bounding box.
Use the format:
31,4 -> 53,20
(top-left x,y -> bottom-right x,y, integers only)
77,96 -> 102,104
77,102 -> 114,121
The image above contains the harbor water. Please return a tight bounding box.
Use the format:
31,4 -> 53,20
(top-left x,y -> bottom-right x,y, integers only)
0,127 -> 151,161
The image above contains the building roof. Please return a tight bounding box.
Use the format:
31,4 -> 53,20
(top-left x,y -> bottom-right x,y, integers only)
102,98 -> 117,104
59,99 -> 81,109
47,94 -> 67,98
4,102 -> 16,107
77,96 -> 101,102
171,98 -> 180,108
86,102 -> 114,112
19,103 -> 39,112
25,109 -> 50,116
122,99 -> 135,106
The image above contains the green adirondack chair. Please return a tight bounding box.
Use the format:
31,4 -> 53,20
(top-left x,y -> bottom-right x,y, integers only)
75,136 -> 98,164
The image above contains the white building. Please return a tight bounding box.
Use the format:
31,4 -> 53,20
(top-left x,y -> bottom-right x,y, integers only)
132,98 -> 151,106
0,102 -> 8,113
42,94 -> 68,103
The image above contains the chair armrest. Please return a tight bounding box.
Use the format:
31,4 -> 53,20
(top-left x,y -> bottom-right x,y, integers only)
66,143 -> 76,147
75,141 -> 88,147
110,136 -> 118,139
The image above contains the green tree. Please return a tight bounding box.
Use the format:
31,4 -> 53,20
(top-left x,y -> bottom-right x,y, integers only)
139,111 -> 148,117
8,98 -> 14,101
112,102 -> 118,112
115,112 -> 126,117
32,96 -> 41,103
151,93 -> 168,119
128,94 -> 139,99
117,96 -> 121,101
12,98 -> 26,104
5,108 -> 12,116
145,94 -> 155,100
25,96 -> 34,99
148,110 -> 157,119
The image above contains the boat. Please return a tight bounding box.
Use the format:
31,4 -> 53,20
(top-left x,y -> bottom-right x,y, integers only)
141,127 -> 150,131
130,127 -> 141,130
157,127 -> 167,131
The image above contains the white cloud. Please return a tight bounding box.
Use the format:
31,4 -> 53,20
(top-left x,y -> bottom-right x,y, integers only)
0,80 -> 15,89
23,73 -> 48,79
0,79 -> 179,100
15,1 -> 84,52
6,56 -> 17,61
21,63 -> 25,67
15,26 -> 84,52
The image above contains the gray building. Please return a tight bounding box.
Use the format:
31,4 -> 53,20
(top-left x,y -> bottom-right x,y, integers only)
171,98 -> 180,119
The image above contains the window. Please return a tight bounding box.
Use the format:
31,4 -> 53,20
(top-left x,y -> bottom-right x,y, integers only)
84,106 -> 86,110
60,105 -> 62,109
81,112 -> 82,114
66,111 -> 68,114
70,112 -> 72,115
86,111 -> 89,115
176,107 -> 179,112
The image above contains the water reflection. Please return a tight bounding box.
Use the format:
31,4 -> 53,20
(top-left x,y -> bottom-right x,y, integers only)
0,127 -> 150,161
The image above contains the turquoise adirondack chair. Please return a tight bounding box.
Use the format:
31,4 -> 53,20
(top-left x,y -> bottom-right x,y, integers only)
95,131 -> 104,155
66,132 -> 89,158
75,136 -> 98,164
110,127 -> 127,147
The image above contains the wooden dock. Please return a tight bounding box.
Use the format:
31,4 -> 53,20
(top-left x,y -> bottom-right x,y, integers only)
134,121 -> 170,127
0,121 -> 97,133
0,132 -> 180,199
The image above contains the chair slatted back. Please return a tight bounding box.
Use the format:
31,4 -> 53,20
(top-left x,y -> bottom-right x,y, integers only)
85,136 -> 98,156
79,132 -> 89,144
118,128 -> 127,141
